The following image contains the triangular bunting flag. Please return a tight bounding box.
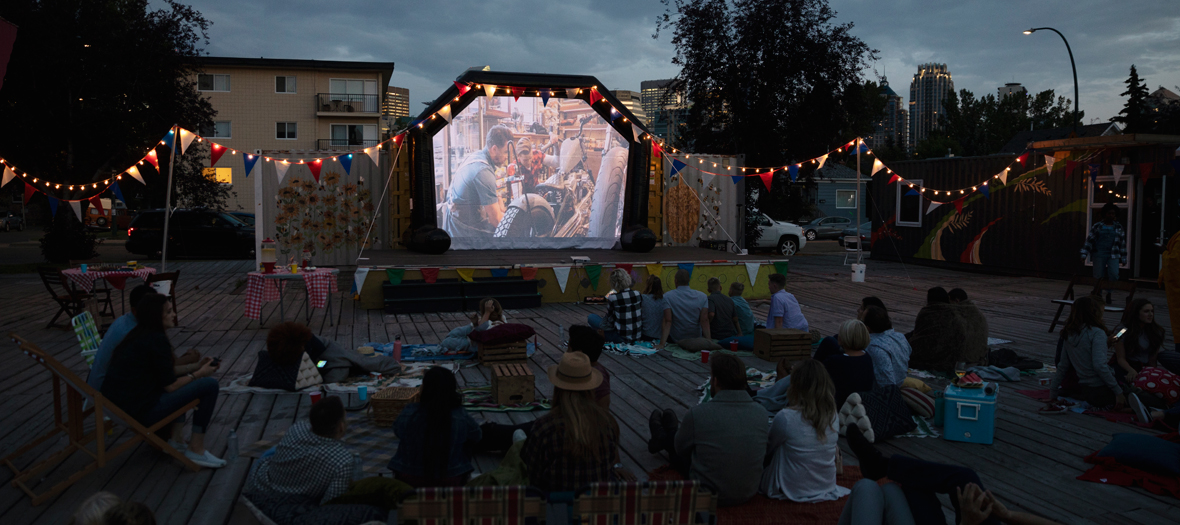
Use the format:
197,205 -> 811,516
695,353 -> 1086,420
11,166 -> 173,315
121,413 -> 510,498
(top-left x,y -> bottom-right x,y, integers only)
145,149 -> 159,169
1112,164 -> 1124,185
275,160 -> 291,184
998,170 -> 1009,185
1088,164 -> 1099,186
670,159 -> 687,177
773,261 -> 790,275
453,81 -> 470,96
210,143 -> 227,165
553,266 -> 571,293
1139,162 -> 1153,181
645,264 -> 663,282
351,267 -> 370,295
731,175 -> 743,184
888,174 -> 900,184
243,154 -> 260,177
1,166 -> 14,187
161,128 -> 175,149
366,146 -> 381,167
926,201 -> 943,215
816,154 -> 828,170
47,195 -> 58,217
585,264 -> 602,290
111,182 -> 127,204
745,262 -> 760,285
1065,160 -> 1078,178
610,107 -> 622,121
410,119 -> 423,130
759,171 -> 774,190
954,198 -> 964,214
520,267 -> 538,281
510,86 -> 524,101
652,142 -> 663,159
483,84 -> 497,98
308,159 -> 323,182
857,142 -> 869,154
126,166 -> 145,184
1044,155 -> 1055,173
456,268 -> 475,282
541,89 -> 551,107
69,200 -> 83,222
437,104 -> 452,123
614,263 -> 633,277
338,153 -> 352,175
23,182 -> 36,204
905,188 -> 919,196
871,159 -> 885,176
420,267 -> 440,284
1016,153 -> 1027,165
588,87 -> 603,105
89,196 -> 105,217
490,268 -> 509,278
385,268 -> 405,285
677,263 -> 694,279
980,183 -> 990,198
178,128 -> 196,155
631,123 -> 644,143
788,164 -> 799,182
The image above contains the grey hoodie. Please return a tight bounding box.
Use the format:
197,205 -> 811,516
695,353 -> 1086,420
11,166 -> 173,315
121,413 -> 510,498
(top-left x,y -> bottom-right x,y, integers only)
1050,326 -> 1120,398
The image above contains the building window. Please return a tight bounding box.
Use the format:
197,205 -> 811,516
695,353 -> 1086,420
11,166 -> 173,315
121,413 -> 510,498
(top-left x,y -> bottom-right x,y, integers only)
202,167 -> 233,185
330,124 -> 376,146
275,76 -> 296,93
276,122 -> 297,140
197,74 -> 230,92
896,179 -> 923,227
836,190 -> 857,209
199,121 -> 232,138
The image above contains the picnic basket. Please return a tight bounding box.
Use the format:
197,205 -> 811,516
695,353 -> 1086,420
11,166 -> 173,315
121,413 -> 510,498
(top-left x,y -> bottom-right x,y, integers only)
367,386 -> 420,426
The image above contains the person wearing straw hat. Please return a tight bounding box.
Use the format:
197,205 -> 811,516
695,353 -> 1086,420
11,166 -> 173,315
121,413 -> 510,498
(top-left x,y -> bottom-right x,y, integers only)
521,352 -> 634,492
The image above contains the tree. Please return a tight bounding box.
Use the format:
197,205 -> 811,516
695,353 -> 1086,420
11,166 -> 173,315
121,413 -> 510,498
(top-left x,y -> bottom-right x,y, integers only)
915,87 -> 1083,157
0,0 -> 227,217
1112,65 -> 1151,132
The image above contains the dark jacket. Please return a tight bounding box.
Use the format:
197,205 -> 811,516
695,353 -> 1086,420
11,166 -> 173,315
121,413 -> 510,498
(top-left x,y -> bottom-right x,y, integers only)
388,403 -> 481,478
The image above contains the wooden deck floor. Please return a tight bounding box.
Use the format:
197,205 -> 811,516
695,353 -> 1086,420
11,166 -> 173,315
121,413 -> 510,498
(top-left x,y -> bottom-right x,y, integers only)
0,254 -> 1175,524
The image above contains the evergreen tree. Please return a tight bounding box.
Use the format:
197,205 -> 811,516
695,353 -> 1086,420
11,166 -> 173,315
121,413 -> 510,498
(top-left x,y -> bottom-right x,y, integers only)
1112,65 -> 1151,132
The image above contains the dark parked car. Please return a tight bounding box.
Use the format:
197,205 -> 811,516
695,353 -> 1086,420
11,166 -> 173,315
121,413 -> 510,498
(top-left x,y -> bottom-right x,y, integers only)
126,208 -> 255,258
1,211 -> 24,232
800,216 -> 852,240
838,221 -> 873,249
228,211 -> 255,226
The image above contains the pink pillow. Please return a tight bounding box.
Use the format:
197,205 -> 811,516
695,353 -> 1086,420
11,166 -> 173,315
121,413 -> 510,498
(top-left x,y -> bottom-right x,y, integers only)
1134,367 -> 1180,406
467,323 -> 536,345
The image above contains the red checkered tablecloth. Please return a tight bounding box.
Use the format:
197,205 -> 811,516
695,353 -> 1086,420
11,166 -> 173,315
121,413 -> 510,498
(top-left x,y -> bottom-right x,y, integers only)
304,269 -> 339,309
62,268 -> 157,292
243,269 -> 338,320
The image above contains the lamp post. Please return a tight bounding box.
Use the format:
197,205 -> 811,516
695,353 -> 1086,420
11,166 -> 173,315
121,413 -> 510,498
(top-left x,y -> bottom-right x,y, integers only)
1024,27 -> 1079,134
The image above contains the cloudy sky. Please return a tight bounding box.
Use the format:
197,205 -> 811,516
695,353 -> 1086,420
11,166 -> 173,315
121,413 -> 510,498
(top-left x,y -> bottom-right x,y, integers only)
185,0 -> 1178,124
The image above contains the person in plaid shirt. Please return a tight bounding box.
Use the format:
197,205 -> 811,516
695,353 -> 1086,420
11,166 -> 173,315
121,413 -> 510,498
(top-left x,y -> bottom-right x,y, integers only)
587,269 -> 644,343
1081,203 -> 1127,303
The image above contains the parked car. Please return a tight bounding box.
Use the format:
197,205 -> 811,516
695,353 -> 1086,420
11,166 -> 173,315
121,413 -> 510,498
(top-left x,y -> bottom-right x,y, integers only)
1,211 -> 24,232
83,198 -> 132,230
228,211 -> 255,226
126,208 -> 255,259
838,221 -> 873,249
752,213 -> 807,256
800,216 -> 853,241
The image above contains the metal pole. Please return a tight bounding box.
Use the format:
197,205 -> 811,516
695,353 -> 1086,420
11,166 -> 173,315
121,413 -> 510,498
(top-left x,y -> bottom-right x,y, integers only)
160,125 -> 177,272
856,138 -> 863,264
1026,28 -> 1079,134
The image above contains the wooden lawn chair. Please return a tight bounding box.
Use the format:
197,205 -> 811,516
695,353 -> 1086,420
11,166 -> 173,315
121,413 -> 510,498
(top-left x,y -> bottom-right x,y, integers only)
397,485 -> 546,525
71,312 -> 102,367
39,267 -> 98,329
1094,279 -> 1136,318
574,480 -> 717,525
146,270 -> 180,325
3,333 -> 199,506
1047,275 -> 1099,332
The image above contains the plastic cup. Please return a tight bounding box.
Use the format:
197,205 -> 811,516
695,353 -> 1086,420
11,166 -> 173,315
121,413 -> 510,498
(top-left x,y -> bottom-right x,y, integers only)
358,386 -> 368,401
309,390 -> 322,404
1038,378 -> 1050,386
701,349 -> 710,363
729,340 -> 738,352
80,264 -> 88,273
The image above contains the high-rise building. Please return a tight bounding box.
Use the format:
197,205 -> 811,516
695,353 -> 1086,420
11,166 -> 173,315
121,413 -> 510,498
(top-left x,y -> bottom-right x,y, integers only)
383,86 -> 410,118
641,79 -> 681,126
998,83 -> 1026,98
870,77 -> 908,152
908,63 -> 954,151
610,89 -> 646,124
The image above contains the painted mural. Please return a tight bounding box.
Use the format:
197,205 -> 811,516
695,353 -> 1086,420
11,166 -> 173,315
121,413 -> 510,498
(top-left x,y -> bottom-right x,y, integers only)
274,171 -> 375,260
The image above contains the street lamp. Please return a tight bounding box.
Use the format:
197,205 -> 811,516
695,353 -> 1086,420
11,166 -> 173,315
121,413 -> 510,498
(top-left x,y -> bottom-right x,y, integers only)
1024,27 -> 1079,134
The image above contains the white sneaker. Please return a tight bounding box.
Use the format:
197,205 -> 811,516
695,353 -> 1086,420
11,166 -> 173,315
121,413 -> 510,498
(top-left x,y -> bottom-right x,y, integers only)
512,429 -> 527,443
184,449 -> 226,468
1129,393 -> 1150,424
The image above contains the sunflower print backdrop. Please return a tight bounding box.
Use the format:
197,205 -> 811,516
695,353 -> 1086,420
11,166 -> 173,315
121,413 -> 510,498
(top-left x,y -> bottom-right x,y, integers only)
273,170 -> 374,258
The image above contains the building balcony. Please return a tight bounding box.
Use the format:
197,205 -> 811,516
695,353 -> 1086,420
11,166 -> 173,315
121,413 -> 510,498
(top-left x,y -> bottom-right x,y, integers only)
316,139 -> 380,151
316,93 -> 380,116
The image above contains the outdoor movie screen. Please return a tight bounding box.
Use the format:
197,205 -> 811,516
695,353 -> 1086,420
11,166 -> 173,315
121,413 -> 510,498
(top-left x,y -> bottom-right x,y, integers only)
433,96 -> 630,250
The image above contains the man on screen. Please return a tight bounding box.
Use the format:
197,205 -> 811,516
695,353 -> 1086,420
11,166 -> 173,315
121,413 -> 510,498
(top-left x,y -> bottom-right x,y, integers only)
443,125 -> 513,237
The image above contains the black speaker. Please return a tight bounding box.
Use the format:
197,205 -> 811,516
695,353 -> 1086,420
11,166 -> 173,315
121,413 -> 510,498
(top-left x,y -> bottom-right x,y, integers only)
620,225 -> 657,253
405,226 -> 451,254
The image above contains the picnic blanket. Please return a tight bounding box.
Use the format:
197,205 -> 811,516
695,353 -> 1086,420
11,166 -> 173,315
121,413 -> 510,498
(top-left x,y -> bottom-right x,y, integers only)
1016,389 -> 1141,425
221,362 -> 451,395
698,367 -> 776,404
461,385 -> 551,412
603,341 -> 660,358
897,416 -> 941,438
1078,433 -> 1180,499
986,337 -> 1014,346
361,342 -> 537,362
668,343 -> 754,362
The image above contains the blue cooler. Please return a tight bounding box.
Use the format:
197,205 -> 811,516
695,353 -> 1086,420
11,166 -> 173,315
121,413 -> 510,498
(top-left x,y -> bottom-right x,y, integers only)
943,382 -> 998,444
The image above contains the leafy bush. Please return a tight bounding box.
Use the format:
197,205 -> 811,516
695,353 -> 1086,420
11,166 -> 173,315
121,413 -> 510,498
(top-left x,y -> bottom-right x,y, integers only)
40,213 -> 100,263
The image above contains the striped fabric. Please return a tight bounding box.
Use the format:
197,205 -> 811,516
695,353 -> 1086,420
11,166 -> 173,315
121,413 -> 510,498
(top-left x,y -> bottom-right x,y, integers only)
398,485 -> 544,525
71,312 -> 102,366
574,481 -> 716,525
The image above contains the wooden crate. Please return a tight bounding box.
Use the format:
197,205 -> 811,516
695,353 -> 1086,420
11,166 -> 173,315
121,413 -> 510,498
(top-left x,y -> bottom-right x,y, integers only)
368,386 -> 419,427
477,340 -> 528,365
491,363 -> 536,405
753,328 -> 813,361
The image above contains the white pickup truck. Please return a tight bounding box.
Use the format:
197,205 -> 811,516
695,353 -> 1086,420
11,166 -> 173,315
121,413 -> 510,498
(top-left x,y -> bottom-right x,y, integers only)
752,213 -> 807,256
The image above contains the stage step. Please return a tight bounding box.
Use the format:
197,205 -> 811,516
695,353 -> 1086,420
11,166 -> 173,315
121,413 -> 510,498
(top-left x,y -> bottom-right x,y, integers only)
382,278 -> 543,314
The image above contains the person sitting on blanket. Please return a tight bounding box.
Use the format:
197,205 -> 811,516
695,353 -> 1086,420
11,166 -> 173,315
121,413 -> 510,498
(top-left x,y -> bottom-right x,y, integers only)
72,491 -> 121,525
266,322 -> 401,383
823,320 -> 876,407
521,351 -> 635,492
767,273 -> 808,331
760,359 -> 849,503
706,277 -> 740,340
87,285 -> 202,392
842,425 -> 1059,525
646,353 -> 769,506
1111,298 -> 1171,381
389,366 -> 482,487
640,276 -> 672,349
862,306 -> 911,387
99,293 -> 224,469
729,282 -> 756,337
587,269 -> 643,343
814,296 -> 886,362
439,297 -> 508,354
663,269 -> 711,344
244,396 -> 385,524
908,286 -> 990,373
1046,295 -> 1130,413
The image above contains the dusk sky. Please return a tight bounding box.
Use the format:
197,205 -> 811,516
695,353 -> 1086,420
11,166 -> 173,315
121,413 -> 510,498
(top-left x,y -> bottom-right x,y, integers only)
186,0 -> 1179,125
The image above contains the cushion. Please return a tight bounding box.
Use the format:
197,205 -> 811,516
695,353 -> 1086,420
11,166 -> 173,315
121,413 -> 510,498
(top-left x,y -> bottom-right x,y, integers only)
900,387 -> 936,418
1097,433 -> 1180,476
676,337 -> 723,351
248,351 -> 299,391
294,352 -> 323,390
859,385 -> 917,440
902,377 -> 932,393
1134,367 -> 1180,406
467,323 -> 536,345
838,393 -> 876,443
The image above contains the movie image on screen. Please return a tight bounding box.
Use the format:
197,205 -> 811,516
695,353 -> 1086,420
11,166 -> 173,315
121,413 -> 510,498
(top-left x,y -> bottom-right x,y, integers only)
434,96 -> 629,250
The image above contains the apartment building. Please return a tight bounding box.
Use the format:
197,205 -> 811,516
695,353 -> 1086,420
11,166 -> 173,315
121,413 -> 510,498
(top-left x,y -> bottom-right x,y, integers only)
610,89 -> 646,125
194,57 -> 395,211
908,63 -> 954,151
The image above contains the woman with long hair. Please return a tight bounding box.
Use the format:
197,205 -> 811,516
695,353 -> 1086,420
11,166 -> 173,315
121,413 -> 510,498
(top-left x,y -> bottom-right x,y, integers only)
100,294 -> 223,468
760,359 -> 848,502
1112,299 -> 1169,381
640,276 -> 671,348
1047,295 -> 1126,412
521,352 -> 628,492
389,366 -> 481,486
439,297 -> 508,354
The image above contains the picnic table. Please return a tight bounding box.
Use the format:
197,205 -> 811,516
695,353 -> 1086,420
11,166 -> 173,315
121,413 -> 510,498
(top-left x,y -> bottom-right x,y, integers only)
244,268 -> 339,325
61,267 -> 157,316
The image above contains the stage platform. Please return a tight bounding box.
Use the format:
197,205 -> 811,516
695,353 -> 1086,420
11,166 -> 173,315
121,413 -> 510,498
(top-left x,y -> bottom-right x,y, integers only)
357,246 -> 770,266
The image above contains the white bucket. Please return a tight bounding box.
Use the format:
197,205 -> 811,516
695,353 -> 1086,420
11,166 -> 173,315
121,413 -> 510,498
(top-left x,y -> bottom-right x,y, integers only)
151,280 -> 172,296
851,263 -> 866,283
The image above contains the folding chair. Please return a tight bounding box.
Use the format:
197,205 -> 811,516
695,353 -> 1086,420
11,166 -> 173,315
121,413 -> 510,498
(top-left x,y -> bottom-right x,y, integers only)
1047,275 -> 1100,332
843,235 -> 861,265
39,267 -> 99,329
146,270 -> 180,325
397,485 -> 546,525
1094,279 -> 1137,318
66,261 -> 116,319
4,333 -> 199,506
573,480 -> 717,525
71,312 -> 103,367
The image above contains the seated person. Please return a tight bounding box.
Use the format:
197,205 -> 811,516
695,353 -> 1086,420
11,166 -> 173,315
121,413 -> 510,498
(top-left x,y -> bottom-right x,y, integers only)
760,359 -> 849,502
1048,296 -> 1125,411
101,502 -> 156,525
521,352 -> 631,492
646,353 -> 769,506
823,320 -> 876,407
814,296 -> 885,362
588,269 -> 644,343
909,287 -> 989,373
388,367 -> 482,487
862,306 -> 910,387
88,285 -> 201,392
569,325 -> 611,409
707,277 -> 739,340
439,297 -> 508,354
1111,299 -> 1169,381
72,491 -> 121,525
663,269 -> 710,344
266,322 -> 400,383
729,282 -> 756,337
244,396 -> 385,525
948,287 -> 969,304
767,273 -> 808,331
640,276 -> 672,348
99,294 -> 224,468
